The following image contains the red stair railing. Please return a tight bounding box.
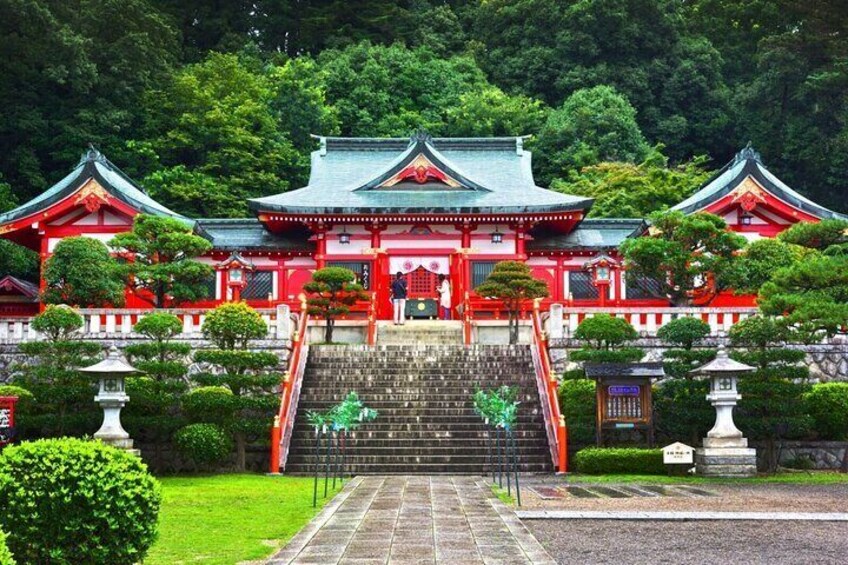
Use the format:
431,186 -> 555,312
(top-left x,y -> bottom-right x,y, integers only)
530,298 -> 567,473
270,297 -> 310,474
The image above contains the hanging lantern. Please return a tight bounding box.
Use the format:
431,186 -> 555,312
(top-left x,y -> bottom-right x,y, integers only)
491,227 -> 503,244
339,226 -> 351,245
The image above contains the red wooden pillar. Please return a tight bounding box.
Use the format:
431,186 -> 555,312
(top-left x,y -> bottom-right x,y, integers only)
314,224 -> 327,270
514,222 -> 526,258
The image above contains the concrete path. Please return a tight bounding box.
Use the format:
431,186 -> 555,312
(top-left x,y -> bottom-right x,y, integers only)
268,475 -> 555,565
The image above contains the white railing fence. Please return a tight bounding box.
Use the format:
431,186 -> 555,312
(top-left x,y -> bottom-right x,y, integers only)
0,305 -> 295,342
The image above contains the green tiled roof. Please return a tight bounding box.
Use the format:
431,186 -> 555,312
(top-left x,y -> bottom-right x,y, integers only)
249,134 -> 592,216
673,145 -> 847,220
194,218 -> 313,252
0,147 -> 190,226
527,219 -> 647,251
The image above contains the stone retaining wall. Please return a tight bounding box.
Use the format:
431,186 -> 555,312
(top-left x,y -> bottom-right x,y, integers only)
549,337 -> 848,382
771,441 -> 848,471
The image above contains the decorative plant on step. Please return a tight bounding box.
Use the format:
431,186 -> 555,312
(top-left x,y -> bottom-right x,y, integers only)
304,267 -> 368,343
308,393 -> 378,507
471,385 -> 522,505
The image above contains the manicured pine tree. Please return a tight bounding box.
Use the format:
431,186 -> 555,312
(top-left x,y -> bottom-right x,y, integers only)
191,302 -> 279,471
304,267 -> 367,344
475,261 -> 548,345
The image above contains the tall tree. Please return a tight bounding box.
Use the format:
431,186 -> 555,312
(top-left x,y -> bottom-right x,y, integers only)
552,146 -> 712,218
130,51 -> 302,217
42,237 -> 125,307
472,0 -> 734,161
533,85 -> 650,184
0,0 -> 179,201
474,261 -> 549,345
110,215 -> 213,308
619,211 -> 746,306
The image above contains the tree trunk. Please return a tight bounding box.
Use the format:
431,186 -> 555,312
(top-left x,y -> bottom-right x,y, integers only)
325,316 -> 334,344
509,312 -> 518,345
235,431 -> 246,471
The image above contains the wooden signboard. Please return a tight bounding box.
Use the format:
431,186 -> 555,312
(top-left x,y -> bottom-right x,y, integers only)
0,396 -> 19,449
584,363 -> 664,447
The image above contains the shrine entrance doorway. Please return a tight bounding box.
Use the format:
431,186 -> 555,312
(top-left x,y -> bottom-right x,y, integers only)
388,256 -> 449,319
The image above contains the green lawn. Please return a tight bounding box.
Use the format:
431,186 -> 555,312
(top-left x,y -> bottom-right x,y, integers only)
563,471 -> 848,485
146,474 -> 341,565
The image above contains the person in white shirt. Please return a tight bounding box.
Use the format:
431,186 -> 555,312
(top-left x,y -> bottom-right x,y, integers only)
437,274 -> 451,320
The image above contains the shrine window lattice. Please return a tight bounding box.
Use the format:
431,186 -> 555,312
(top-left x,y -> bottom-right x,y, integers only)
472,261 -> 497,289
626,275 -> 663,300
568,271 -> 598,300
242,271 -> 274,300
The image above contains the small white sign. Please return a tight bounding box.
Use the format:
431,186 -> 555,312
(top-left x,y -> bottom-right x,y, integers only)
663,442 -> 694,465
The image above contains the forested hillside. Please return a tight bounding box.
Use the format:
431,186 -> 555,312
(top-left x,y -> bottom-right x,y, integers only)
1,0 -> 845,221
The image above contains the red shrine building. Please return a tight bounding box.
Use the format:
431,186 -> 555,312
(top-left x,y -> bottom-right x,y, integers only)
0,134 -> 844,318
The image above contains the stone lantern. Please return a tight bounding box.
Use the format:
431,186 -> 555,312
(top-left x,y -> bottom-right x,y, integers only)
80,346 -> 140,455
691,344 -> 757,477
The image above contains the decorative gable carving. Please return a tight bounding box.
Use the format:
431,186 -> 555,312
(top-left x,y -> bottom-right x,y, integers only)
74,179 -> 111,212
730,176 -> 767,212
378,153 -> 464,190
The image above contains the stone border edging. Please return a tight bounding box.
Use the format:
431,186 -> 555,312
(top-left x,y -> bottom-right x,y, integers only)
516,510 -> 848,521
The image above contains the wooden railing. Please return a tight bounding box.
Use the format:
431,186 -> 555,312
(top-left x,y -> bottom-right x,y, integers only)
530,298 -> 567,473
270,299 -> 310,474
462,291 -> 473,345
367,292 -> 377,346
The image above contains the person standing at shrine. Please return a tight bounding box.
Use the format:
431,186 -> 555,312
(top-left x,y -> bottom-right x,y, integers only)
437,274 -> 451,320
391,272 -> 408,325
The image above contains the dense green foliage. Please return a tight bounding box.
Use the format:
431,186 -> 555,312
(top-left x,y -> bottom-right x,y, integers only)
573,447 -> 665,475
111,215 -> 213,308
0,529 -> 12,565
653,379 -> 713,445
0,438 -> 161,565
475,261 -> 548,344
41,237 -> 125,307
657,317 -> 711,350
12,307 -> 102,438
558,379 -> 596,445
1,0 -> 845,226
305,267 -> 368,343
552,147 -> 711,218
804,383 -> 848,441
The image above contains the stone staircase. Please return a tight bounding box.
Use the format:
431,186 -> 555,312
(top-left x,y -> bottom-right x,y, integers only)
284,322 -> 552,474
375,320 -> 464,345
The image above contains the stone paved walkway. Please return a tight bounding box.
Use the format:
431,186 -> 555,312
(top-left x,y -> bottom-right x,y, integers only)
268,475 -> 555,565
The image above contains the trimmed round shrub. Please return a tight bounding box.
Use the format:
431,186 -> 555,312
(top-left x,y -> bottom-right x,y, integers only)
0,386 -> 34,412
182,386 -> 236,423
30,305 -> 83,341
805,383 -> 848,440
0,530 -> 14,565
134,312 -> 183,342
657,316 -> 710,349
573,447 -> 665,475
570,347 -> 644,363
574,314 -> 638,349
0,438 -> 161,564
201,302 -> 267,349
558,379 -> 596,445
175,423 -> 233,466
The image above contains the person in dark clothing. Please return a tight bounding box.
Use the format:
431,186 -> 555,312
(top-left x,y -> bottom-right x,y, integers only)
391,271 -> 408,325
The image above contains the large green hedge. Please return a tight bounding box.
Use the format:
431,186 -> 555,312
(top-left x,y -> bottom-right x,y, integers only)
0,438 -> 161,565
558,379 -> 596,445
573,447 -> 666,475
805,383 -> 848,440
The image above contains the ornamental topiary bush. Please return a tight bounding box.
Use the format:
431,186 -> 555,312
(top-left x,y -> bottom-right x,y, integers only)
804,383 -> 848,440
175,423 -> 233,468
573,447 -> 665,475
202,301 -> 268,349
0,530 -> 14,565
29,304 -> 83,341
653,379 -> 713,446
0,438 -> 161,565
571,314 -> 643,363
